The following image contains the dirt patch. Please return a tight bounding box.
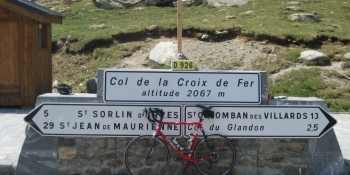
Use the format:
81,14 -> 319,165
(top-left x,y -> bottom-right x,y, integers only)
56,27 -> 350,55
116,36 -> 350,93
118,36 -> 275,70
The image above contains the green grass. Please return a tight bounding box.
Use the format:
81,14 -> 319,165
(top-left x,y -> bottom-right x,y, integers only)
50,0 -> 350,111
53,0 -> 350,51
269,68 -> 326,97
269,68 -> 350,111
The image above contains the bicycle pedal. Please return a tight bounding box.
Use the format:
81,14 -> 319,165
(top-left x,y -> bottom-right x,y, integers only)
180,160 -> 189,167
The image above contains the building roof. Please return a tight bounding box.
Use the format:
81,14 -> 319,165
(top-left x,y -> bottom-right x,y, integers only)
0,0 -> 64,24
7,0 -> 64,17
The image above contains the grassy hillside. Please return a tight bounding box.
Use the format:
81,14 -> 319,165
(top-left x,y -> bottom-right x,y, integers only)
49,0 -> 350,111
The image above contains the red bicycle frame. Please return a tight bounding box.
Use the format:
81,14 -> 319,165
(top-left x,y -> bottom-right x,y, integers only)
154,120 -> 215,163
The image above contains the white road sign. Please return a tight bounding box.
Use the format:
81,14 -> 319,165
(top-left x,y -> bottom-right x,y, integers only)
24,103 -> 182,137
185,105 -> 337,138
104,70 -> 261,104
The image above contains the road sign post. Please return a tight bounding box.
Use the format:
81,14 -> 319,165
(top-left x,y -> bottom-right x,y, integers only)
25,103 -> 182,137
185,105 -> 336,138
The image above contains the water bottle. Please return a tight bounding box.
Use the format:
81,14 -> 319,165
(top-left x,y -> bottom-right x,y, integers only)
172,137 -> 184,150
187,133 -> 194,149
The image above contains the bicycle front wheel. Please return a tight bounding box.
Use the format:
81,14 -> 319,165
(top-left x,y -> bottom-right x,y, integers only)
125,135 -> 170,175
194,134 -> 236,175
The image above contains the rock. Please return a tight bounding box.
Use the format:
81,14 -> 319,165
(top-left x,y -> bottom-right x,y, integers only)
59,160 -> 70,167
92,141 -> 107,152
272,155 -> 285,163
345,160 -> 350,175
201,34 -> 209,40
290,157 -> 307,165
225,15 -> 236,19
288,13 -> 318,22
299,50 -> 329,61
92,0 -> 143,9
239,10 -> 254,16
259,140 -> 279,154
288,1 -> 301,5
261,46 -> 273,54
58,148 -> 78,159
87,78 -> 97,94
206,0 -> 250,7
283,166 -> 306,175
59,138 -> 76,147
286,6 -> 303,11
344,52 -> 350,60
132,7 -> 144,11
148,25 -> 158,30
107,160 -> 123,168
149,42 -> 177,65
333,54 -> 343,61
52,80 -> 59,88
99,168 -> 112,175
145,0 -> 172,6
144,0 -> 159,6
60,169 -> 80,175
57,40 -> 64,46
281,143 -> 303,153
89,23 -> 108,30
79,152 -> 95,159
214,30 -> 226,35
83,169 -> 96,175
182,0 -> 203,6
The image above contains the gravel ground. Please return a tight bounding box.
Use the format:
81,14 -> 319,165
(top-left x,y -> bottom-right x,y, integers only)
118,37 -> 276,70
119,37 -> 349,84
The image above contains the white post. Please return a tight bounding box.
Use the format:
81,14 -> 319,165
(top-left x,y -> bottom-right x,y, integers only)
177,0 -> 183,59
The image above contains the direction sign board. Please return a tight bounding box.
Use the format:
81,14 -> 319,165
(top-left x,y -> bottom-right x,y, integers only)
184,105 -> 337,138
24,103 -> 181,137
104,70 -> 261,104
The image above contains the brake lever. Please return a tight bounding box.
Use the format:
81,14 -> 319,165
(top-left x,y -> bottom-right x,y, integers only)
144,107 -> 155,123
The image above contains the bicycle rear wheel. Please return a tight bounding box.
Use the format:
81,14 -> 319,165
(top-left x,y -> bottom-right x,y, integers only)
194,134 -> 236,175
125,135 -> 170,175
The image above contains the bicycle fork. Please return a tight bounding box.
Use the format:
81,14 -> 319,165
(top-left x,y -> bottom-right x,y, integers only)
201,129 -> 217,171
145,134 -> 157,159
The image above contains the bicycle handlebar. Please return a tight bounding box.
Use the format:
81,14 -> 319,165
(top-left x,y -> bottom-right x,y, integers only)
143,107 -> 165,123
196,105 -> 214,119
143,105 -> 214,123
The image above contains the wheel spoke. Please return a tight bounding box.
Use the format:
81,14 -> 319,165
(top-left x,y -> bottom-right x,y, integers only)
125,136 -> 170,175
194,135 -> 236,175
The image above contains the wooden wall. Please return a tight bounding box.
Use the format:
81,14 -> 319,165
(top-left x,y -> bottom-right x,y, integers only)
0,6 -> 52,107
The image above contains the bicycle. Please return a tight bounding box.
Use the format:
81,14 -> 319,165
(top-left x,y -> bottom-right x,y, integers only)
124,105 -> 236,175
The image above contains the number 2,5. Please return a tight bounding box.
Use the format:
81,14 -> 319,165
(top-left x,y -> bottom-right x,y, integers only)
307,124 -> 318,131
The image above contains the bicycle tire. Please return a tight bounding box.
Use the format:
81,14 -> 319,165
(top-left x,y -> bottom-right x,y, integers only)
194,134 -> 236,175
125,135 -> 170,175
